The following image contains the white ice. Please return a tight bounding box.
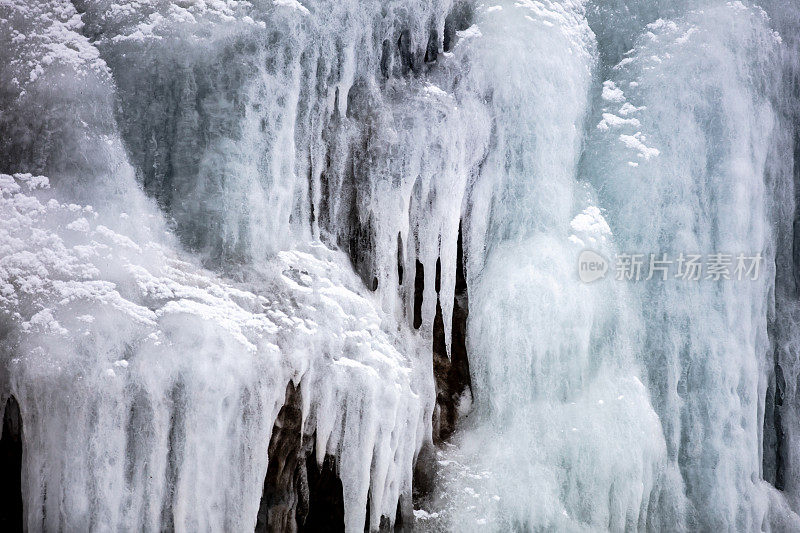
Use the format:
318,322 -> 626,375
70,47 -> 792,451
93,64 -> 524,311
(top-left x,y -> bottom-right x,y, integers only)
3,0 -> 800,531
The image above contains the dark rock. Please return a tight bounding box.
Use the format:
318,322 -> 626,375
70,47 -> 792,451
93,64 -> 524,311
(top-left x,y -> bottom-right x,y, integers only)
0,396 -> 23,532
431,224 -> 472,444
257,382 -> 305,533
255,383 -> 346,533
298,442 -> 344,532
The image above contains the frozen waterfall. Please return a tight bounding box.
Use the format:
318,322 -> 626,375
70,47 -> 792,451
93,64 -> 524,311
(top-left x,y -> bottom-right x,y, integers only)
2,0 -> 800,531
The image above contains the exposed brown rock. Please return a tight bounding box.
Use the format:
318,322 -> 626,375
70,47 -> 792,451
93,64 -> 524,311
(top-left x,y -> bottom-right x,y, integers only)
431,224 -> 472,444
256,383 -> 347,533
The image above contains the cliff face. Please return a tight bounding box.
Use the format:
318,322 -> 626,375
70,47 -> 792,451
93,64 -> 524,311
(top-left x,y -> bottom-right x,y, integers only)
3,0 -> 800,531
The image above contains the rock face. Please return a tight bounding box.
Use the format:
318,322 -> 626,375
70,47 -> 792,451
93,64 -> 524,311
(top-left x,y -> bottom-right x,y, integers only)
301,447 -> 345,532
0,396 -> 23,532
431,227 -> 472,444
256,383 -> 307,533
253,231 -> 475,529
256,231 -> 475,528
255,384 -> 347,533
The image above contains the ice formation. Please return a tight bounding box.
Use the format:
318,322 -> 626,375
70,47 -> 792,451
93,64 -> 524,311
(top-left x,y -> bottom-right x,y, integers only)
1,0 -> 800,531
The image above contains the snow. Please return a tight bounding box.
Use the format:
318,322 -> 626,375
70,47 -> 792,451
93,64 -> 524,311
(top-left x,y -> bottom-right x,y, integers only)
273,0 -> 310,16
601,80 -> 625,102
413,509 -> 440,520
456,24 -> 483,40
619,132 -> 661,159
569,206 -> 612,243
596,112 -> 641,130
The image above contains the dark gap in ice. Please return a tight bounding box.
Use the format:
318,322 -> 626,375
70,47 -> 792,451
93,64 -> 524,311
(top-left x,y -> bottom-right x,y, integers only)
763,359 -> 786,490
365,491 -> 373,530
365,491 -> 406,531
443,1 -> 474,53
412,443 -> 437,505
431,222 -> 472,443
340,140 -> 377,291
397,29 -> 415,76
345,211 -> 376,292
299,443 -> 344,532
397,233 -> 404,285
318,152 -> 332,237
393,496 -> 407,531
424,25 -> 438,64
0,396 -> 23,532
413,260 -> 424,330
434,257 -> 442,294
307,155 -> 316,228
159,381 -> 187,532
256,382 -> 304,532
380,39 -> 392,79
378,512 -> 395,531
